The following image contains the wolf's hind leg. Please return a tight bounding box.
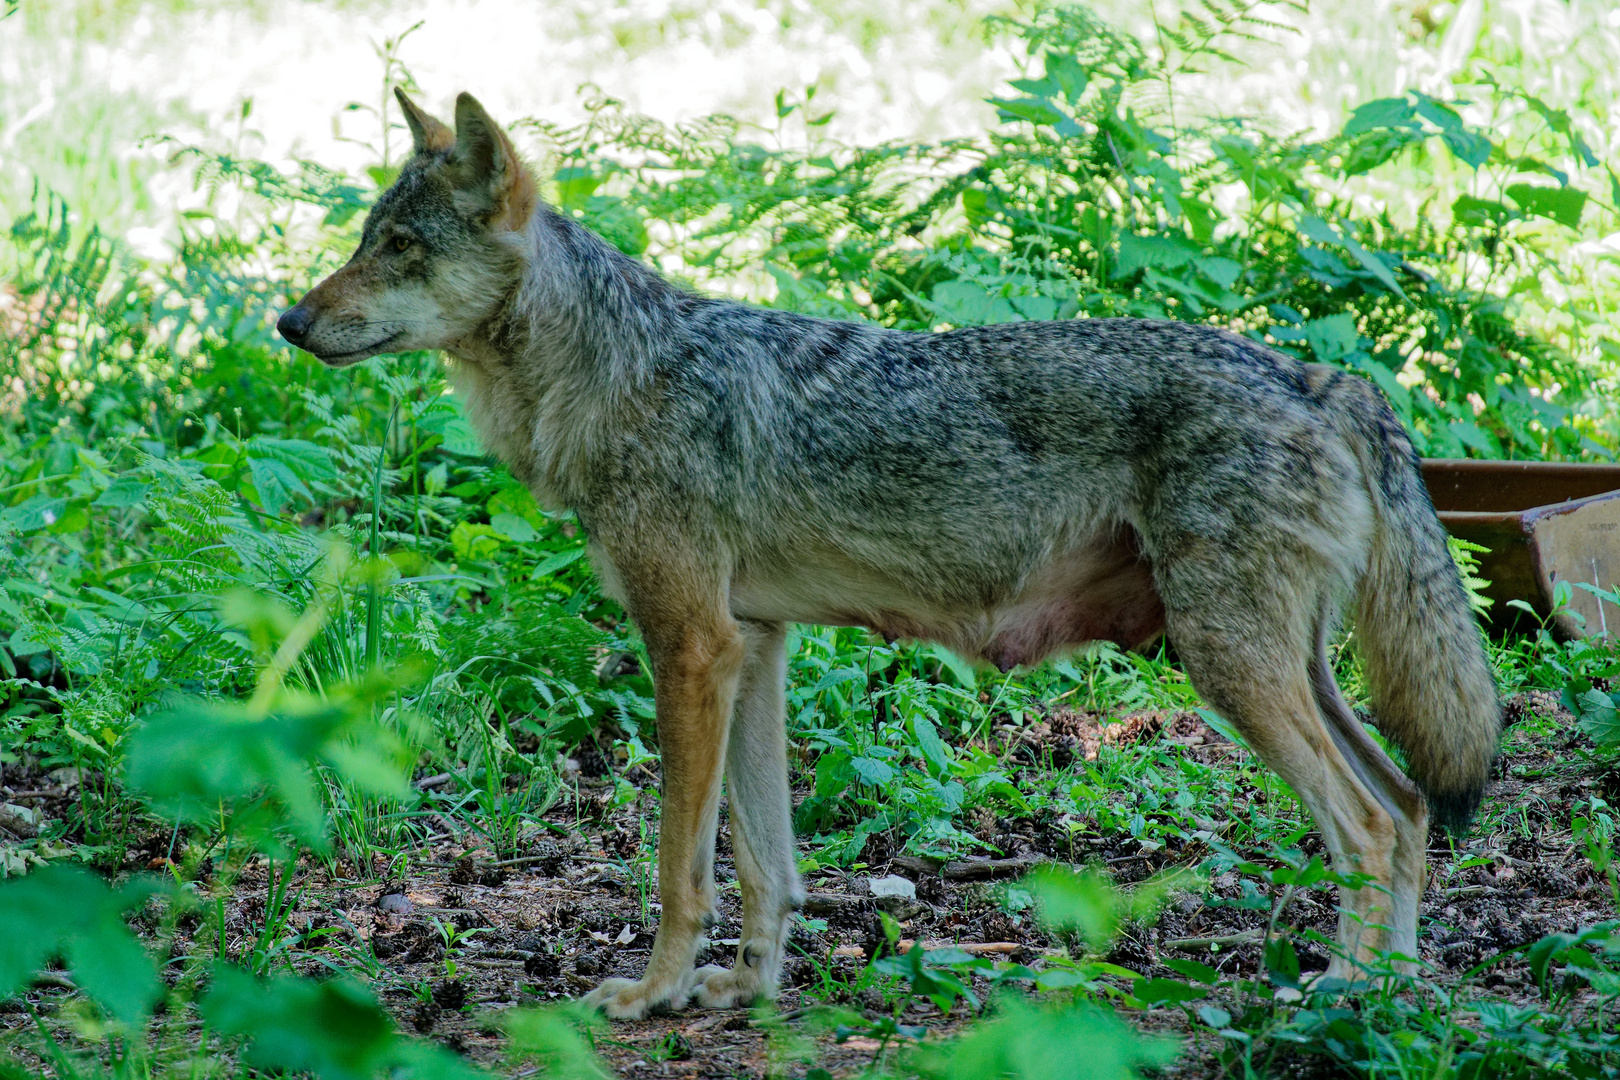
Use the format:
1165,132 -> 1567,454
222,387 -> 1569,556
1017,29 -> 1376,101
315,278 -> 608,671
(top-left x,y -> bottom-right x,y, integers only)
693,620 -> 806,1009
1168,610 -> 1415,980
585,589 -> 744,1020
1309,630 -> 1428,965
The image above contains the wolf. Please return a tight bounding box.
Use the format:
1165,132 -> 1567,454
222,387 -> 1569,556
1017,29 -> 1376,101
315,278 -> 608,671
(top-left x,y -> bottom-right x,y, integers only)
278,90 -> 1501,1018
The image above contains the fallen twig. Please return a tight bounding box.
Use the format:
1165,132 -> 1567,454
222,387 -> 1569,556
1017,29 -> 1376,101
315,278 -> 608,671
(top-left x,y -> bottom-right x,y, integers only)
891,855 -> 1043,881
1163,930 -> 1264,952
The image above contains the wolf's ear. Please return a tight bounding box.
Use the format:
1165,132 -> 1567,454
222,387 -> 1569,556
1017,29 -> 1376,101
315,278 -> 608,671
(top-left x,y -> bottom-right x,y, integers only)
394,88 -> 453,155
449,92 -> 536,232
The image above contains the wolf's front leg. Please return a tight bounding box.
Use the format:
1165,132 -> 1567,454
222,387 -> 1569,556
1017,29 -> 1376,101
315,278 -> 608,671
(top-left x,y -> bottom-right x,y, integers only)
585,611 -> 745,1019
692,621 -> 805,1009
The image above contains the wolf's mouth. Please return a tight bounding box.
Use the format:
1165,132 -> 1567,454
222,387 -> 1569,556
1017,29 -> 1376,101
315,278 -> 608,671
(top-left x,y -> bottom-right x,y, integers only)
312,330 -> 403,365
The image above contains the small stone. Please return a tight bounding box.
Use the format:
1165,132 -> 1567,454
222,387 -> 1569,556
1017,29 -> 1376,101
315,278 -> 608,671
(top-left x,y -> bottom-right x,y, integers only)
868,875 -> 917,900
48,767 -> 83,790
875,895 -> 928,921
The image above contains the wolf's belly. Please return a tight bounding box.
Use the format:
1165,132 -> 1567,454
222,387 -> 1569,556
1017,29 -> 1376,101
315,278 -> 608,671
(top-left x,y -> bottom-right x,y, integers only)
728,526 -> 1165,669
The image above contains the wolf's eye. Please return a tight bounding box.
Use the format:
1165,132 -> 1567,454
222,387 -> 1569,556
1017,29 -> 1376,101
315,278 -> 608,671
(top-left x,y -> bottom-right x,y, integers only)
392,236 -> 412,253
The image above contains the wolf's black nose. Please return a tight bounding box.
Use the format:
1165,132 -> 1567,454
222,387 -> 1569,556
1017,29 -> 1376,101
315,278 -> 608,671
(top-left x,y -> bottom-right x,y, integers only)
277,306 -> 314,346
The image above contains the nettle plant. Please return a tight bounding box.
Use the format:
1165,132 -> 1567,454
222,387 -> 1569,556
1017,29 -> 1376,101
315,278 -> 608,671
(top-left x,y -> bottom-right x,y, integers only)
532,2 -> 1617,462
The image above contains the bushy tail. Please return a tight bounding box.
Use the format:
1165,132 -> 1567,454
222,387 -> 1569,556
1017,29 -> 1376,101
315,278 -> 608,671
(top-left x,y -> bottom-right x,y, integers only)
1315,368 -> 1501,834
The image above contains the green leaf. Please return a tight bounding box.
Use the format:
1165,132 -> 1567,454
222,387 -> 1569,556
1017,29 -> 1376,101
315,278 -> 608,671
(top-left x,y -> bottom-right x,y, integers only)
532,546 -> 586,578
1342,130 -> 1421,175
960,188 -> 994,228
201,966 -> 399,1080
490,512 -> 538,543
911,714 -> 953,775
1195,708 -> 1248,748
65,916 -> 163,1024
504,1004 -> 611,1079
488,484 -> 545,528
93,475 -> 151,508
921,643 -> 977,691
907,998 -> 1177,1079
1133,977 -> 1205,1005
989,96 -> 1066,128
1437,126 -> 1493,169
245,437 -> 336,481
0,495 -> 67,533
0,866 -> 163,1022
1447,420 -> 1499,456
1163,958 -> 1222,985
1505,183 -> 1587,229
1576,695 -> 1620,749
245,437 -> 336,513
1411,94 -> 1492,167
1181,199 -> 1216,244
931,280 -> 1020,325
1264,936 -> 1301,989
1521,92 -> 1599,167
125,697 -> 408,853
851,756 -> 895,785
450,521 -> 505,562
1024,866 -> 1119,950
1298,216 -> 1406,299
1343,97 -> 1417,135
1044,52 -> 1089,103
554,167 -> 602,211
1114,233 -> 1200,278
1452,194 -> 1512,228
46,498 -> 90,534
1303,314 -> 1358,362
1008,76 -> 1059,97
432,406 -> 485,457
1193,256 -> 1241,290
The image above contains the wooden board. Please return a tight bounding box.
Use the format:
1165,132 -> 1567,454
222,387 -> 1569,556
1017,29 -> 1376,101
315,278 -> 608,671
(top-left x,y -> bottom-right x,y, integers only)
1422,459 -> 1620,638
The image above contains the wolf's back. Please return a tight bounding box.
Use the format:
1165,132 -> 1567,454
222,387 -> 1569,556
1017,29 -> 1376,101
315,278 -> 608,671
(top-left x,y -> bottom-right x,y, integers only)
1311,367 -> 1501,832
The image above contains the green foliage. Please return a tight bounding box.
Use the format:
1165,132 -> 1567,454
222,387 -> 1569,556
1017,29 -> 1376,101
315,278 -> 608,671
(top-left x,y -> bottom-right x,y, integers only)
200,966 -> 483,1080
1449,536 -> 1495,616
0,612 -> 610,1077
0,865 -> 164,1023
542,6 -> 1617,462
503,1004 -> 612,1079
125,691 -> 410,855
5,1 -> 1620,1076
841,865 -> 1182,1075
1567,683 -> 1620,751
908,998 -> 1178,1080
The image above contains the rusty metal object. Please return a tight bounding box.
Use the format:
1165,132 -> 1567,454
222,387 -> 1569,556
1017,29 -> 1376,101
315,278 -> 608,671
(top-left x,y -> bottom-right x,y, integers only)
1422,459 -> 1620,638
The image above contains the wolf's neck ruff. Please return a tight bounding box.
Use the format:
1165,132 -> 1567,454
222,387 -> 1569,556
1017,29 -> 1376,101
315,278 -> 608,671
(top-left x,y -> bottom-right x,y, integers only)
448,201 -> 706,509
280,90 -> 1502,1021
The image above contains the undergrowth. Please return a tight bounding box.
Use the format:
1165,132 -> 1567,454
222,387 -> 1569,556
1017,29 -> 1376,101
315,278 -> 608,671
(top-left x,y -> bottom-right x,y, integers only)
3,1 -> 1620,1077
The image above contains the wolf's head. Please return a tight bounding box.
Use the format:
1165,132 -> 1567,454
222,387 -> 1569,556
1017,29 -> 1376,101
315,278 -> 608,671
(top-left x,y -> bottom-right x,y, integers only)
277,91 -> 535,366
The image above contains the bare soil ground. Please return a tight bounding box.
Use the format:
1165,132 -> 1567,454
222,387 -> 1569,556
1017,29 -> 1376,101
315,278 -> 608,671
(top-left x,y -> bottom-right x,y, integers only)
3,690 -> 1617,1078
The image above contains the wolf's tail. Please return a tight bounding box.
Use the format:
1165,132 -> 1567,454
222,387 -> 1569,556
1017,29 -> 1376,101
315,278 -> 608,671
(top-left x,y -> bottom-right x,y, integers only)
1313,367 -> 1501,834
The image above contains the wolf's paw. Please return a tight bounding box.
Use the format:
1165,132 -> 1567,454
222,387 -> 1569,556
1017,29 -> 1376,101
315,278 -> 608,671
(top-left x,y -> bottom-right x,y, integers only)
584,973 -> 697,1020
690,963 -> 769,1010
